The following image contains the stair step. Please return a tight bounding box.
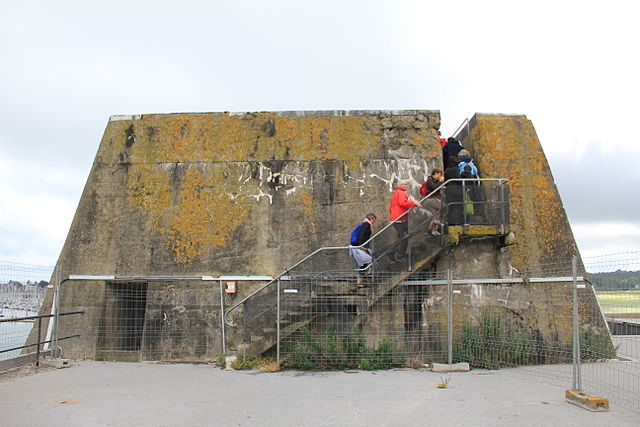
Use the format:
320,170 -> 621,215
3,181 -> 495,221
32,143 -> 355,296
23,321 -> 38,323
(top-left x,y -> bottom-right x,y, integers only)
286,311 -> 303,317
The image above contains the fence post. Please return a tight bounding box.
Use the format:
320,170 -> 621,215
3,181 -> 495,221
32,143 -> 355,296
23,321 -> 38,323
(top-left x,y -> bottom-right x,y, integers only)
447,269 -> 453,365
276,278 -> 281,363
36,316 -> 42,366
572,255 -> 582,390
52,264 -> 61,358
219,280 -> 226,356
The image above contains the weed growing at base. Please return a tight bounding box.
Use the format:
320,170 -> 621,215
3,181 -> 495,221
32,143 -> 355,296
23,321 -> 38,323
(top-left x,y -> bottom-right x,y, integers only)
453,311 -> 616,369
287,328 -> 405,370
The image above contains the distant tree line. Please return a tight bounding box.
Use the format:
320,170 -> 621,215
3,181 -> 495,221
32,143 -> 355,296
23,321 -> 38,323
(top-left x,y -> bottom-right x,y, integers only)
588,270 -> 640,291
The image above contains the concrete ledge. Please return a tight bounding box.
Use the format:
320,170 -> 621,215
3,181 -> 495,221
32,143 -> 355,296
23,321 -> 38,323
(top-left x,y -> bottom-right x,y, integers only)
0,351 -> 51,373
431,363 -> 470,373
565,390 -> 609,412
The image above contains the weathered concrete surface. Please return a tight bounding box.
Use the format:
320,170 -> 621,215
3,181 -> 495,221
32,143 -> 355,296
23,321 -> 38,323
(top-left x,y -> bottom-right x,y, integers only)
63,110 -> 441,275
1,361 -> 637,426
34,111 -> 603,363
432,238 -> 609,357
457,114 -> 581,271
41,110 -> 442,361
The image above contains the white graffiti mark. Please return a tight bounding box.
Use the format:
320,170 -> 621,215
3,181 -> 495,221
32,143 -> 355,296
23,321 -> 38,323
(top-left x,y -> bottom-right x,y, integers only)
252,188 -> 273,204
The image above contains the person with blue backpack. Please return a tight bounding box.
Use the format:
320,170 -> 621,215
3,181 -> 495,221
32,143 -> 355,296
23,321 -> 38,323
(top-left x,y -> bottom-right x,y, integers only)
349,213 -> 377,287
457,149 -> 478,178
457,149 -> 481,221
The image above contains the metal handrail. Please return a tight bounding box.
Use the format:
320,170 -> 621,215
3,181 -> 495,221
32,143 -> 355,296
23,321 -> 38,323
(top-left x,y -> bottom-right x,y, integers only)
451,117 -> 470,141
223,177 -> 508,326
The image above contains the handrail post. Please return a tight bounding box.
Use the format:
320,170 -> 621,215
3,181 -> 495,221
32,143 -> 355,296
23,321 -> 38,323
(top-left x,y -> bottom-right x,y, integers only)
407,218 -> 412,272
499,180 -> 506,227
462,180 -> 468,225
36,316 -> 42,366
242,302 -> 249,344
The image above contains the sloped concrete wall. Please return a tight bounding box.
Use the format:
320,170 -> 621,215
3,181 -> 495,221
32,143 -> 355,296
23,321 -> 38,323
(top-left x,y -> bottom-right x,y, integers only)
49,110 -> 442,360
60,111 -> 442,277
39,111 -> 605,363
457,114 -> 581,272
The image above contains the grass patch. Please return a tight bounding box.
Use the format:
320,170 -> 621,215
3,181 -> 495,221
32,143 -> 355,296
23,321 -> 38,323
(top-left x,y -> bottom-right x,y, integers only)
595,291 -> 640,314
286,328 -> 405,370
453,310 -> 615,369
254,357 -> 282,372
230,354 -> 281,371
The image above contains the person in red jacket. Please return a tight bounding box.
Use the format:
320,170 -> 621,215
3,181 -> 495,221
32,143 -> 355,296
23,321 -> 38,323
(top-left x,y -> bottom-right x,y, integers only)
437,130 -> 447,148
388,181 -> 419,262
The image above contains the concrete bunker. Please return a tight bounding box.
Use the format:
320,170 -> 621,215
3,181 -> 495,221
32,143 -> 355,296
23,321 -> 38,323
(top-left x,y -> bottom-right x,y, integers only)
32,110 -> 609,366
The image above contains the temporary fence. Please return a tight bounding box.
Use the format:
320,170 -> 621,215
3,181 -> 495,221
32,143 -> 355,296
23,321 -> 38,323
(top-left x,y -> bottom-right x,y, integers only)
236,253 -> 639,412
1,251 -> 639,412
0,261 -> 54,365
581,252 -> 640,411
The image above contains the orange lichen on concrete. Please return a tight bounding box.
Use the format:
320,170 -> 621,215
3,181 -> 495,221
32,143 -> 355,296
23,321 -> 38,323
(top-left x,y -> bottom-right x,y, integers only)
99,111 -> 439,266
167,167 -> 249,265
127,163 -> 171,230
465,115 -> 579,270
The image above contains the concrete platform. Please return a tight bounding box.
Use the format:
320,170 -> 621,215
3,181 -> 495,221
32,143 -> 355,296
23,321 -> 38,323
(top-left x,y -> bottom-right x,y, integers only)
1,361 -> 638,426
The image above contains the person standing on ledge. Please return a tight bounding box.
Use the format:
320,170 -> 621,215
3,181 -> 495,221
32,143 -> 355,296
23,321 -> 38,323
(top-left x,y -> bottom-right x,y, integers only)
389,181 -> 419,262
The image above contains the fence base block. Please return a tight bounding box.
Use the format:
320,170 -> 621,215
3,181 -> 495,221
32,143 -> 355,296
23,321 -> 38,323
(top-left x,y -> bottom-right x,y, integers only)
40,358 -> 71,369
225,355 -> 237,370
431,363 -> 470,373
565,390 -> 609,412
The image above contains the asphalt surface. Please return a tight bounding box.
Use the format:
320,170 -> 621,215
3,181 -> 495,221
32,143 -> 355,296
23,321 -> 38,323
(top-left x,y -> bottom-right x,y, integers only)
0,361 -> 638,426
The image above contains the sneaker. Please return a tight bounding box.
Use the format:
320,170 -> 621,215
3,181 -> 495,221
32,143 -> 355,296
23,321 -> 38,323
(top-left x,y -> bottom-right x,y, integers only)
431,230 -> 441,236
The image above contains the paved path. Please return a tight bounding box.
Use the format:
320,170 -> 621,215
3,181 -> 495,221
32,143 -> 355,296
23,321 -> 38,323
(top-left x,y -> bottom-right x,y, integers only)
0,361 -> 637,426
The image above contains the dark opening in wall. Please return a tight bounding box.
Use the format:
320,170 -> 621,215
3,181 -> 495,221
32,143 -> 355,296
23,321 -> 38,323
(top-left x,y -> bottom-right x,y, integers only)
97,282 -> 148,360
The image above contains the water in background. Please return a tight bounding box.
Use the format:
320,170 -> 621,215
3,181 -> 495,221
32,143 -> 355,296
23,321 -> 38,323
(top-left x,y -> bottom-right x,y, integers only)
0,308 -> 40,361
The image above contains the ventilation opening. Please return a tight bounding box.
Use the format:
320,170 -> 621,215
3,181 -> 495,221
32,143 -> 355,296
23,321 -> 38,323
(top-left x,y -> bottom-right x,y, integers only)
97,282 -> 148,361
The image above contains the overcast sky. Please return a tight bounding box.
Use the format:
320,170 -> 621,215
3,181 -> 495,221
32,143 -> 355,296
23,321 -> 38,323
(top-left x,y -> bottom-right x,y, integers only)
1,0 -> 639,267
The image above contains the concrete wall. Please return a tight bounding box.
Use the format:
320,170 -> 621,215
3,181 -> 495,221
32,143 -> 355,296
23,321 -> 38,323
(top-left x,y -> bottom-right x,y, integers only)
38,111 -> 605,363
49,110 -> 442,360
61,110 -> 442,277
456,114 -> 581,272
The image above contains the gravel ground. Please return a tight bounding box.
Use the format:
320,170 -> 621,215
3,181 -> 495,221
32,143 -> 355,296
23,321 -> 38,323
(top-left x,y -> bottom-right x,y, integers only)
0,361 -> 637,426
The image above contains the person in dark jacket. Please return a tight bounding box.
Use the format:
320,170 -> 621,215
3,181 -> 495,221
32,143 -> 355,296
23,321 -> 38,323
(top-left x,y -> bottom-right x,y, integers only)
444,156 -> 464,225
421,169 -> 444,235
349,213 -> 377,287
442,137 -> 464,169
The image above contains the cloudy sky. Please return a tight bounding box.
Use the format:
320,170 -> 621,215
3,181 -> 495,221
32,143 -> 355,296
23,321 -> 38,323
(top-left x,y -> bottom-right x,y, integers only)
1,0 -> 639,266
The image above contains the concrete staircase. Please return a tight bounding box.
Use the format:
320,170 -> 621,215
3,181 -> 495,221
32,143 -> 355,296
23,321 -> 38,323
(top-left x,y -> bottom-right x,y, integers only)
244,236 -> 447,355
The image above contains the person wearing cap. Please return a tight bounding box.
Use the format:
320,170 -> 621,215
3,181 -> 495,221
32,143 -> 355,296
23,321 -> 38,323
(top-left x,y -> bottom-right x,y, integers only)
388,181 -> 419,262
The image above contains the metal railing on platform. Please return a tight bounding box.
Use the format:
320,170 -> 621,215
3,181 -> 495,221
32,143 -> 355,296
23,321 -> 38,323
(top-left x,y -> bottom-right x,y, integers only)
0,311 -> 83,366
